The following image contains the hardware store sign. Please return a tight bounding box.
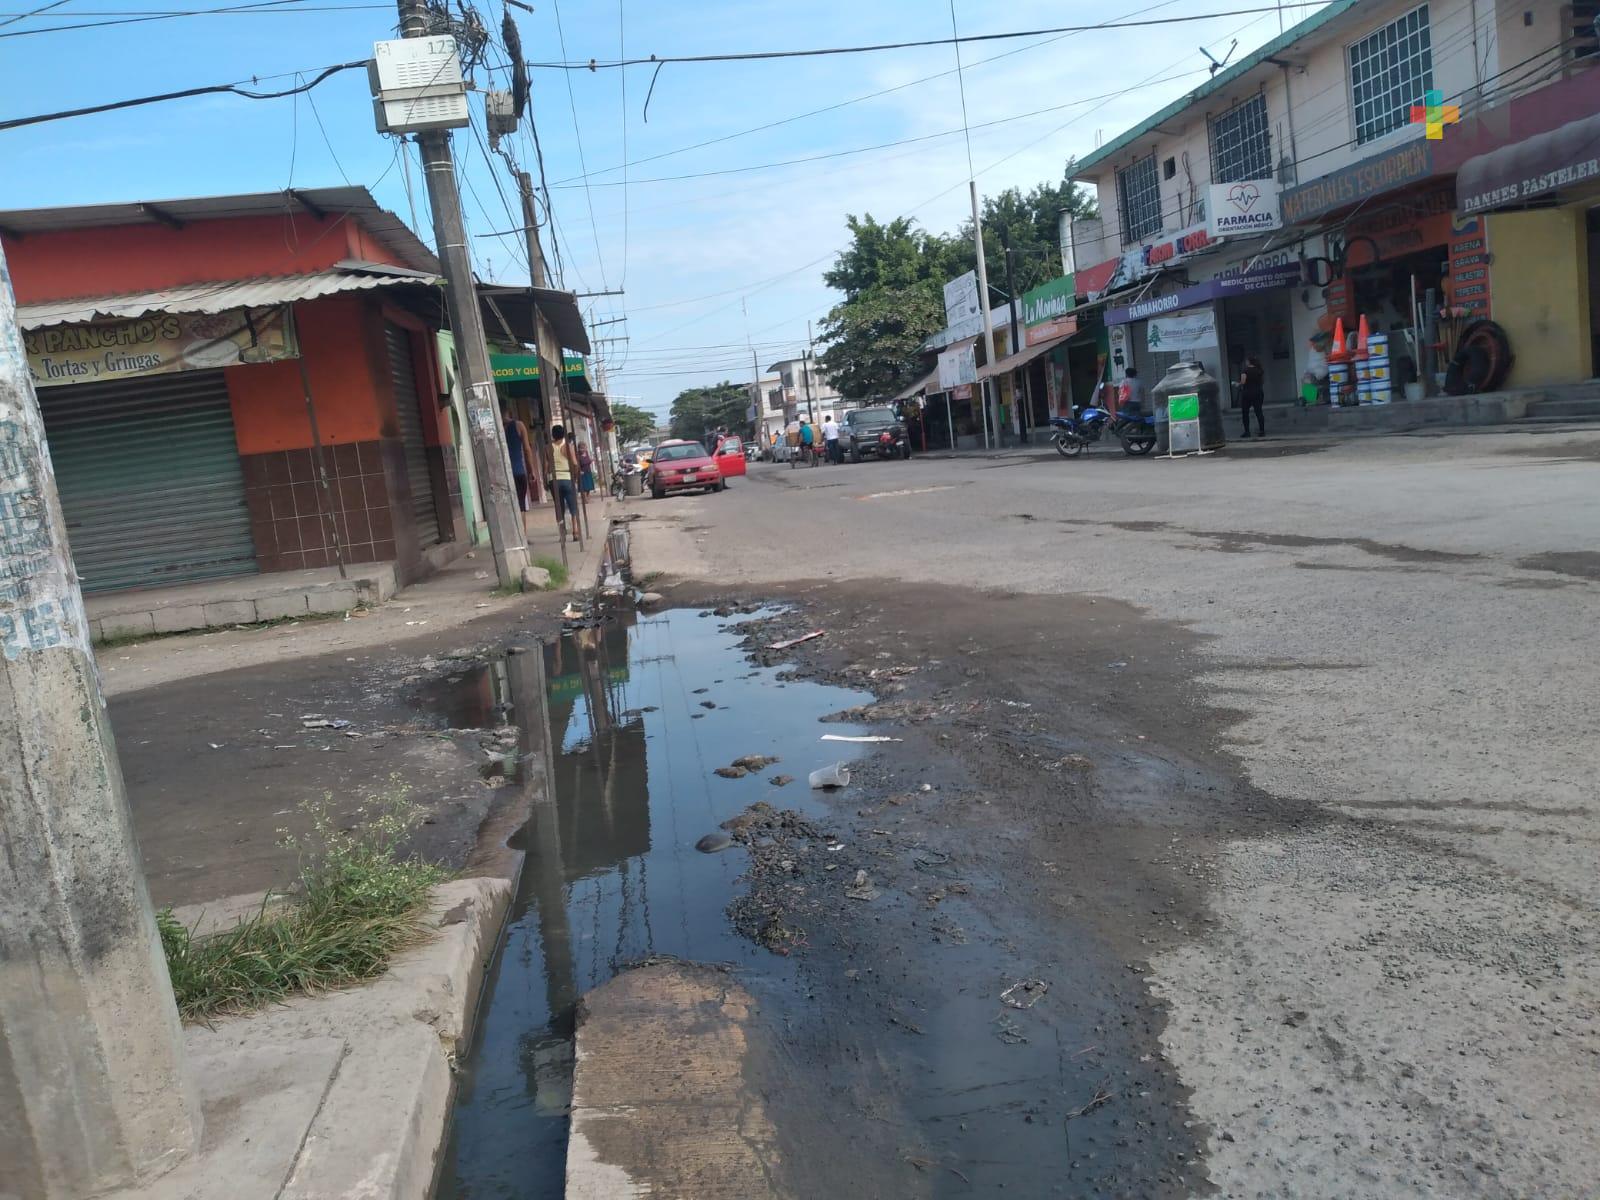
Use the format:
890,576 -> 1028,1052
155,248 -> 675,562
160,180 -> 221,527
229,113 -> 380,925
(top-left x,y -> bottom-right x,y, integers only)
24,306 -> 296,388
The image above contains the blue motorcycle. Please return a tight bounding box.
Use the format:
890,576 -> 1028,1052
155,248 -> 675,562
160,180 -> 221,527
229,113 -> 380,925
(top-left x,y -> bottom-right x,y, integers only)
1049,406 -> 1157,458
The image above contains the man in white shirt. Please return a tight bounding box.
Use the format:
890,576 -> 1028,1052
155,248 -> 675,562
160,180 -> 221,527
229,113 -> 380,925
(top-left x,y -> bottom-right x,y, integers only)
822,415 -> 842,464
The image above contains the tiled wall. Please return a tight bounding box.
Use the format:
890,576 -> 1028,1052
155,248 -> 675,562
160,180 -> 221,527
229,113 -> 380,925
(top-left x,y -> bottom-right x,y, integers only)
241,440 -> 398,570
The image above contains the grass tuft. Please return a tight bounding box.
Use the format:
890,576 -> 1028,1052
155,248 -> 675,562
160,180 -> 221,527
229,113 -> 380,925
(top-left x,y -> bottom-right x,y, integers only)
531,556 -> 569,589
158,781 -> 445,1020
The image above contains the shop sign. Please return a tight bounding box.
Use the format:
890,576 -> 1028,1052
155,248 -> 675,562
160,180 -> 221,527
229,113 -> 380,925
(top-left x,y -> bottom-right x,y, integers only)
489,352 -> 587,381
937,341 -> 977,389
1444,213 -> 1492,317
24,307 -> 296,388
1021,275 -> 1076,326
1025,315 -> 1078,346
943,270 -> 980,326
1281,140 -> 1436,225
1085,221 -> 1218,300
1207,180 -> 1282,236
1106,259 -> 1302,325
1147,309 -> 1217,352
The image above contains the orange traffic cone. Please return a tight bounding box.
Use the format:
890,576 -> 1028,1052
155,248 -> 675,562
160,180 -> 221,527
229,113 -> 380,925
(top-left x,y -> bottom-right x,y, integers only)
1328,316 -> 1349,363
1355,313 -> 1371,360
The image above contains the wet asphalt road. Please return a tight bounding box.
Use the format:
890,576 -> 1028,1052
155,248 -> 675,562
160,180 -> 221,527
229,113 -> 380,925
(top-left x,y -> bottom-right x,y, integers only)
627,427 -> 1600,1199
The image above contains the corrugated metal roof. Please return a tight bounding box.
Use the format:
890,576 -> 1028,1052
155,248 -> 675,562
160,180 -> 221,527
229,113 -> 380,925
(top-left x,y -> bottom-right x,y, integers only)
15,267 -> 442,330
0,187 -> 440,275
1072,0 -> 1369,178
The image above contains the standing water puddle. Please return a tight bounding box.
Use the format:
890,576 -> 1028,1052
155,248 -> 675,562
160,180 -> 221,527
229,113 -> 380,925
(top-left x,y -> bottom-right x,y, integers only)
436,607 -> 868,1197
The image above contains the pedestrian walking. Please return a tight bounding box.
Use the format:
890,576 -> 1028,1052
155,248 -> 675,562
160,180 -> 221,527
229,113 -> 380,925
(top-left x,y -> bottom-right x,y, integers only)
549,423 -> 582,541
822,413 -> 842,464
576,440 -> 596,494
1239,354 -> 1266,438
502,402 -> 535,522
1119,368 -> 1148,415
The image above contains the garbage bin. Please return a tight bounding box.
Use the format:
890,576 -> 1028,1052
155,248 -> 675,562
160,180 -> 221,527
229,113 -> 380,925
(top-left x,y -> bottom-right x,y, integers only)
1152,359 -> 1226,453
624,470 -> 644,496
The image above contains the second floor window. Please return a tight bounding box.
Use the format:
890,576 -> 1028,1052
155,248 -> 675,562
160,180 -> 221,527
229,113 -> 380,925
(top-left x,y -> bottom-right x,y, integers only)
1117,155 -> 1161,245
1210,93 -> 1272,183
1350,3 -> 1434,145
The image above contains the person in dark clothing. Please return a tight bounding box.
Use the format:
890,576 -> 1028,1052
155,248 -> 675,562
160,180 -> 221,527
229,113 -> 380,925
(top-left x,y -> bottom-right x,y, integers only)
502,401 -> 535,512
1239,354 -> 1266,438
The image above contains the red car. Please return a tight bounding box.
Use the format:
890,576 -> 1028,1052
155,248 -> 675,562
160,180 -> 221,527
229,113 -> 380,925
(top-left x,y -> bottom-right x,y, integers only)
648,439 -> 726,498
711,434 -> 748,479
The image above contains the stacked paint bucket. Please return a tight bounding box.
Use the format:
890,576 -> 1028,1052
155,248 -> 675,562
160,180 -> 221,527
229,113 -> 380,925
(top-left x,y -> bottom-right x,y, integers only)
1327,317 -> 1354,406
1364,327 -> 1391,404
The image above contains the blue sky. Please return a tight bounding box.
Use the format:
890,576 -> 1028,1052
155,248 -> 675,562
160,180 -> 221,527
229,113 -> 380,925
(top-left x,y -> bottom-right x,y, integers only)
0,0 -> 1314,417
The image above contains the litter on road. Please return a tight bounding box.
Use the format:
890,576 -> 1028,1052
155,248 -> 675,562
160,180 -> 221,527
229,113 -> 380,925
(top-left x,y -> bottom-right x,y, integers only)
809,763 -> 850,789
1001,979 -> 1050,1010
821,734 -> 901,743
769,630 -> 824,650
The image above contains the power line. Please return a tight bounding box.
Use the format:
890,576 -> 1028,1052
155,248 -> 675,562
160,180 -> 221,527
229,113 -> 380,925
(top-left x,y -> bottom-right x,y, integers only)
0,0 -> 72,28
548,0 -> 1191,186
549,0 -> 611,292
0,0 -> 386,39
0,59 -> 365,131
525,4 -> 1327,69
548,73 -> 1208,189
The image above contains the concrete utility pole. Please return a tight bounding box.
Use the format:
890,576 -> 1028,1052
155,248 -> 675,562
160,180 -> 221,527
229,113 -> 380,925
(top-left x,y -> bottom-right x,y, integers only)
970,180 -> 999,450
1002,232 -> 1031,442
803,321 -> 818,426
0,246 -> 201,1197
399,0 -> 529,588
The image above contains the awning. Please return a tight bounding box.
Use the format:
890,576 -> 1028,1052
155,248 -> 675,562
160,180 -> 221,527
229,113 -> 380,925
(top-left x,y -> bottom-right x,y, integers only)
894,367 -> 939,401
1457,112 -> 1600,215
14,264 -> 440,330
976,330 -> 1075,381
477,284 -> 591,355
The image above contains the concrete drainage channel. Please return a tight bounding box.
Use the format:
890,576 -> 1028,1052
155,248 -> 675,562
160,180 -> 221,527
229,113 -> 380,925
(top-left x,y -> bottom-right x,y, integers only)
434,603 -> 870,1196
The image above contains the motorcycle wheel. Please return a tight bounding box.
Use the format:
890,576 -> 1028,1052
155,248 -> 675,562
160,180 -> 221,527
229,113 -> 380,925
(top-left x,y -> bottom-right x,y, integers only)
1054,434 -> 1083,459
1122,435 -> 1157,456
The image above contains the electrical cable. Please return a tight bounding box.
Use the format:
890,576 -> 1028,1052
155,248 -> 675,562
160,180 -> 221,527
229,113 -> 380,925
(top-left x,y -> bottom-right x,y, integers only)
525,4 -> 1328,69
550,0 -> 611,291
304,76 -> 352,185
0,59 -> 366,132
0,0 -> 71,28
616,0 -> 630,290
549,0 -> 1191,186
0,0 -> 385,39
548,69 -> 1210,190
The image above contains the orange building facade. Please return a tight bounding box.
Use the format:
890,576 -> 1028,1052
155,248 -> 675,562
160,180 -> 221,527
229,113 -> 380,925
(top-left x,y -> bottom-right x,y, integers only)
2,189 -> 468,592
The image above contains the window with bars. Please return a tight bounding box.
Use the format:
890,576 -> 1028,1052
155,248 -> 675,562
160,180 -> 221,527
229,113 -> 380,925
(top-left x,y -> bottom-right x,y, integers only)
1117,155 -> 1161,246
1349,3 -> 1434,145
1209,93 -> 1272,183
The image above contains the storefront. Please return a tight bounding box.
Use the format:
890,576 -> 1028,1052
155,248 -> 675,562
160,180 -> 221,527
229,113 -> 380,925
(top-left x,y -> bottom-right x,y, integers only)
1106,258 -> 1303,405
3,188 -> 473,593
1457,110 -> 1600,386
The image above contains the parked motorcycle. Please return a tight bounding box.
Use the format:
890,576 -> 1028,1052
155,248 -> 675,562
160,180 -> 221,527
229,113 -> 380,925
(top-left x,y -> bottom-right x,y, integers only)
1049,407 -> 1157,458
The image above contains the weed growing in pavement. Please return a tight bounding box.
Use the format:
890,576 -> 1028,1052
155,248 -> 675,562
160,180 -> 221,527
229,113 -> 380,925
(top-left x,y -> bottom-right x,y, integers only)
532,556 -> 569,589
157,779 -> 446,1020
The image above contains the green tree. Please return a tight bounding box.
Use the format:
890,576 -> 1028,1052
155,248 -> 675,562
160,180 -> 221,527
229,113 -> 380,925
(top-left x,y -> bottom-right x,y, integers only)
668,382 -> 750,442
817,215 -> 966,401
608,400 -> 657,445
815,166 -> 1097,400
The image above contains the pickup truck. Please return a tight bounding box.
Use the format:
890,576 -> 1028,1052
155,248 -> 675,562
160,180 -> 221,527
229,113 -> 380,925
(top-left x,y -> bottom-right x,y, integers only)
843,407 -> 911,461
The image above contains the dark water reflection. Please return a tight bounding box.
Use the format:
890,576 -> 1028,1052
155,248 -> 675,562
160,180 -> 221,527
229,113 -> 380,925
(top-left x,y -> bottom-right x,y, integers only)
436,608 -> 868,1198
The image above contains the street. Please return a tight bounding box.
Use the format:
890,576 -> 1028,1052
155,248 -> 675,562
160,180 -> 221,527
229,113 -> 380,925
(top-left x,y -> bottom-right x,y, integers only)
613,426 -> 1600,1197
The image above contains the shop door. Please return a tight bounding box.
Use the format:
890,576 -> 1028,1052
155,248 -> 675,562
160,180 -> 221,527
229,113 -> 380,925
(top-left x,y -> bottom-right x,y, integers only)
37,370 -> 256,594
384,324 -> 441,548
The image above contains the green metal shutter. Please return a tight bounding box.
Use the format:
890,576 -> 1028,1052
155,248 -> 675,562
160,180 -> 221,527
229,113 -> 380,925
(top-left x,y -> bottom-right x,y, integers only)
384,324 -> 441,547
37,370 -> 257,594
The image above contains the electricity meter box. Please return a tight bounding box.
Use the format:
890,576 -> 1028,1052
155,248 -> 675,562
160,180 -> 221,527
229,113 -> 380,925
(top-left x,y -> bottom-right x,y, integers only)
370,37 -> 470,133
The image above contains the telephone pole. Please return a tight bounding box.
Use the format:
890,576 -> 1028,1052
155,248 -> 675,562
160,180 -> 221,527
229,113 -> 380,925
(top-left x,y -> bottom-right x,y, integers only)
398,0 -> 529,588
1,245 -> 202,1197
802,320 -> 818,425
970,180 -> 999,449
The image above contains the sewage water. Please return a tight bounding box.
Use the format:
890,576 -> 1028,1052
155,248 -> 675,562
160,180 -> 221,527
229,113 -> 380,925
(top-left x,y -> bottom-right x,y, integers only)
436,607 -> 868,1198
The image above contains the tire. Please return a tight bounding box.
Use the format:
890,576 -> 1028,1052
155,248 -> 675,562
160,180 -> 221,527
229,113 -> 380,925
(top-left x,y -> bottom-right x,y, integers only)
851,446 -> 861,464
651,486 -> 665,500
901,444 -> 912,460
1054,434 -> 1083,459
1122,435 -> 1157,456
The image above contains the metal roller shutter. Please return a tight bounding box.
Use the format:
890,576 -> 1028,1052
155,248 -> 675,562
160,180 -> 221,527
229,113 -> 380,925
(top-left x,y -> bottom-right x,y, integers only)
37,371 -> 257,594
384,324 -> 440,548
